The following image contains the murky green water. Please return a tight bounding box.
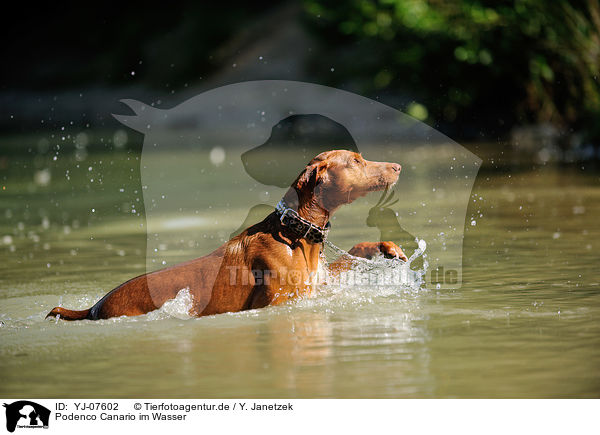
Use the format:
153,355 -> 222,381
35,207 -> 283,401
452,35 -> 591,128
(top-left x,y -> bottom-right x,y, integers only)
1,148 -> 599,398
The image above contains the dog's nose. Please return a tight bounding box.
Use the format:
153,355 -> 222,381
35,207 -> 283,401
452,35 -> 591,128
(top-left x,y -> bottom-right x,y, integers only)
391,163 -> 401,173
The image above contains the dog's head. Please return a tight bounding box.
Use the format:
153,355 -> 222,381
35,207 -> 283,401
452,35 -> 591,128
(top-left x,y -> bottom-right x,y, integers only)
292,150 -> 401,212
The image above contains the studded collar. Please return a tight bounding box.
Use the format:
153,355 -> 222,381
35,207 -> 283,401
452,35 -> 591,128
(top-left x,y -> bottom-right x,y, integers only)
275,200 -> 330,244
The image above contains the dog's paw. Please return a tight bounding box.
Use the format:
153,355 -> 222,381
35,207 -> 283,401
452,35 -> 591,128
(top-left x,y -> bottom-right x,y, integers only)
348,241 -> 407,261
377,241 -> 408,261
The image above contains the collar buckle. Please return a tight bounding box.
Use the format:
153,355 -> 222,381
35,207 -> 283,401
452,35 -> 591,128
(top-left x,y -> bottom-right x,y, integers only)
279,208 -> 291,224
275,200 -> 329,243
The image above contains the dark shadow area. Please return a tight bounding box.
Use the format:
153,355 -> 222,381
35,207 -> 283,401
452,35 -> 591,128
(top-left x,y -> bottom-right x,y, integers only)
241,114 -> 359,187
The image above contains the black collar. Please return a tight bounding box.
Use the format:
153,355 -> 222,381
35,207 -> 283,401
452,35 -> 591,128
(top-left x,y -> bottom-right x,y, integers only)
275,200 -> 330,244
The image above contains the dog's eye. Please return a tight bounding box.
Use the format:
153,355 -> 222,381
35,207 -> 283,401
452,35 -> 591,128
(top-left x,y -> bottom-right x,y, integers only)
354,158 -> 361,164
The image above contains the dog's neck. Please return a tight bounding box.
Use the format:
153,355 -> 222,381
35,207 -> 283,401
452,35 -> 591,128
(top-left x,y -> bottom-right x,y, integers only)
282,189 -> 331,229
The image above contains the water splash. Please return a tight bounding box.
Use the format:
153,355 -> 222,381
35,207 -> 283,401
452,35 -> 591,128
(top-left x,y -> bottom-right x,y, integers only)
146,287 -> 194,320
323,237 -> 428,292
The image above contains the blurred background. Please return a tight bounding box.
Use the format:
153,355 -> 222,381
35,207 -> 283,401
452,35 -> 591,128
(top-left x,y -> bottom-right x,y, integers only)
1,0 -> 599,154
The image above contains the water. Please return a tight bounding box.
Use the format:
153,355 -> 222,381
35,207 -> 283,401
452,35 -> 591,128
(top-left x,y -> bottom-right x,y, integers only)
1,149 -> 599,398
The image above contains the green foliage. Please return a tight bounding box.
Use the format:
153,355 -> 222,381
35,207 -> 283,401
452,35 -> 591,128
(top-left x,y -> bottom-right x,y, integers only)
304,0 -> 600,136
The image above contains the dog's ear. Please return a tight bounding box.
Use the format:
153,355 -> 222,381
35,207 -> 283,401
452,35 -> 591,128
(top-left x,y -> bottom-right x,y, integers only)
294,161 -> 328,191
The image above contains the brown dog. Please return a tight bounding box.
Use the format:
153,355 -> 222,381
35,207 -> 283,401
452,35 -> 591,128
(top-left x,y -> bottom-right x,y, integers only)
46,150 -> 405,320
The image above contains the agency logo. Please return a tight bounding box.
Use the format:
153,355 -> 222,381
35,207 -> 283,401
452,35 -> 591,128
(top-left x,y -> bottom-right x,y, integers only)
3,401 -> 50,433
